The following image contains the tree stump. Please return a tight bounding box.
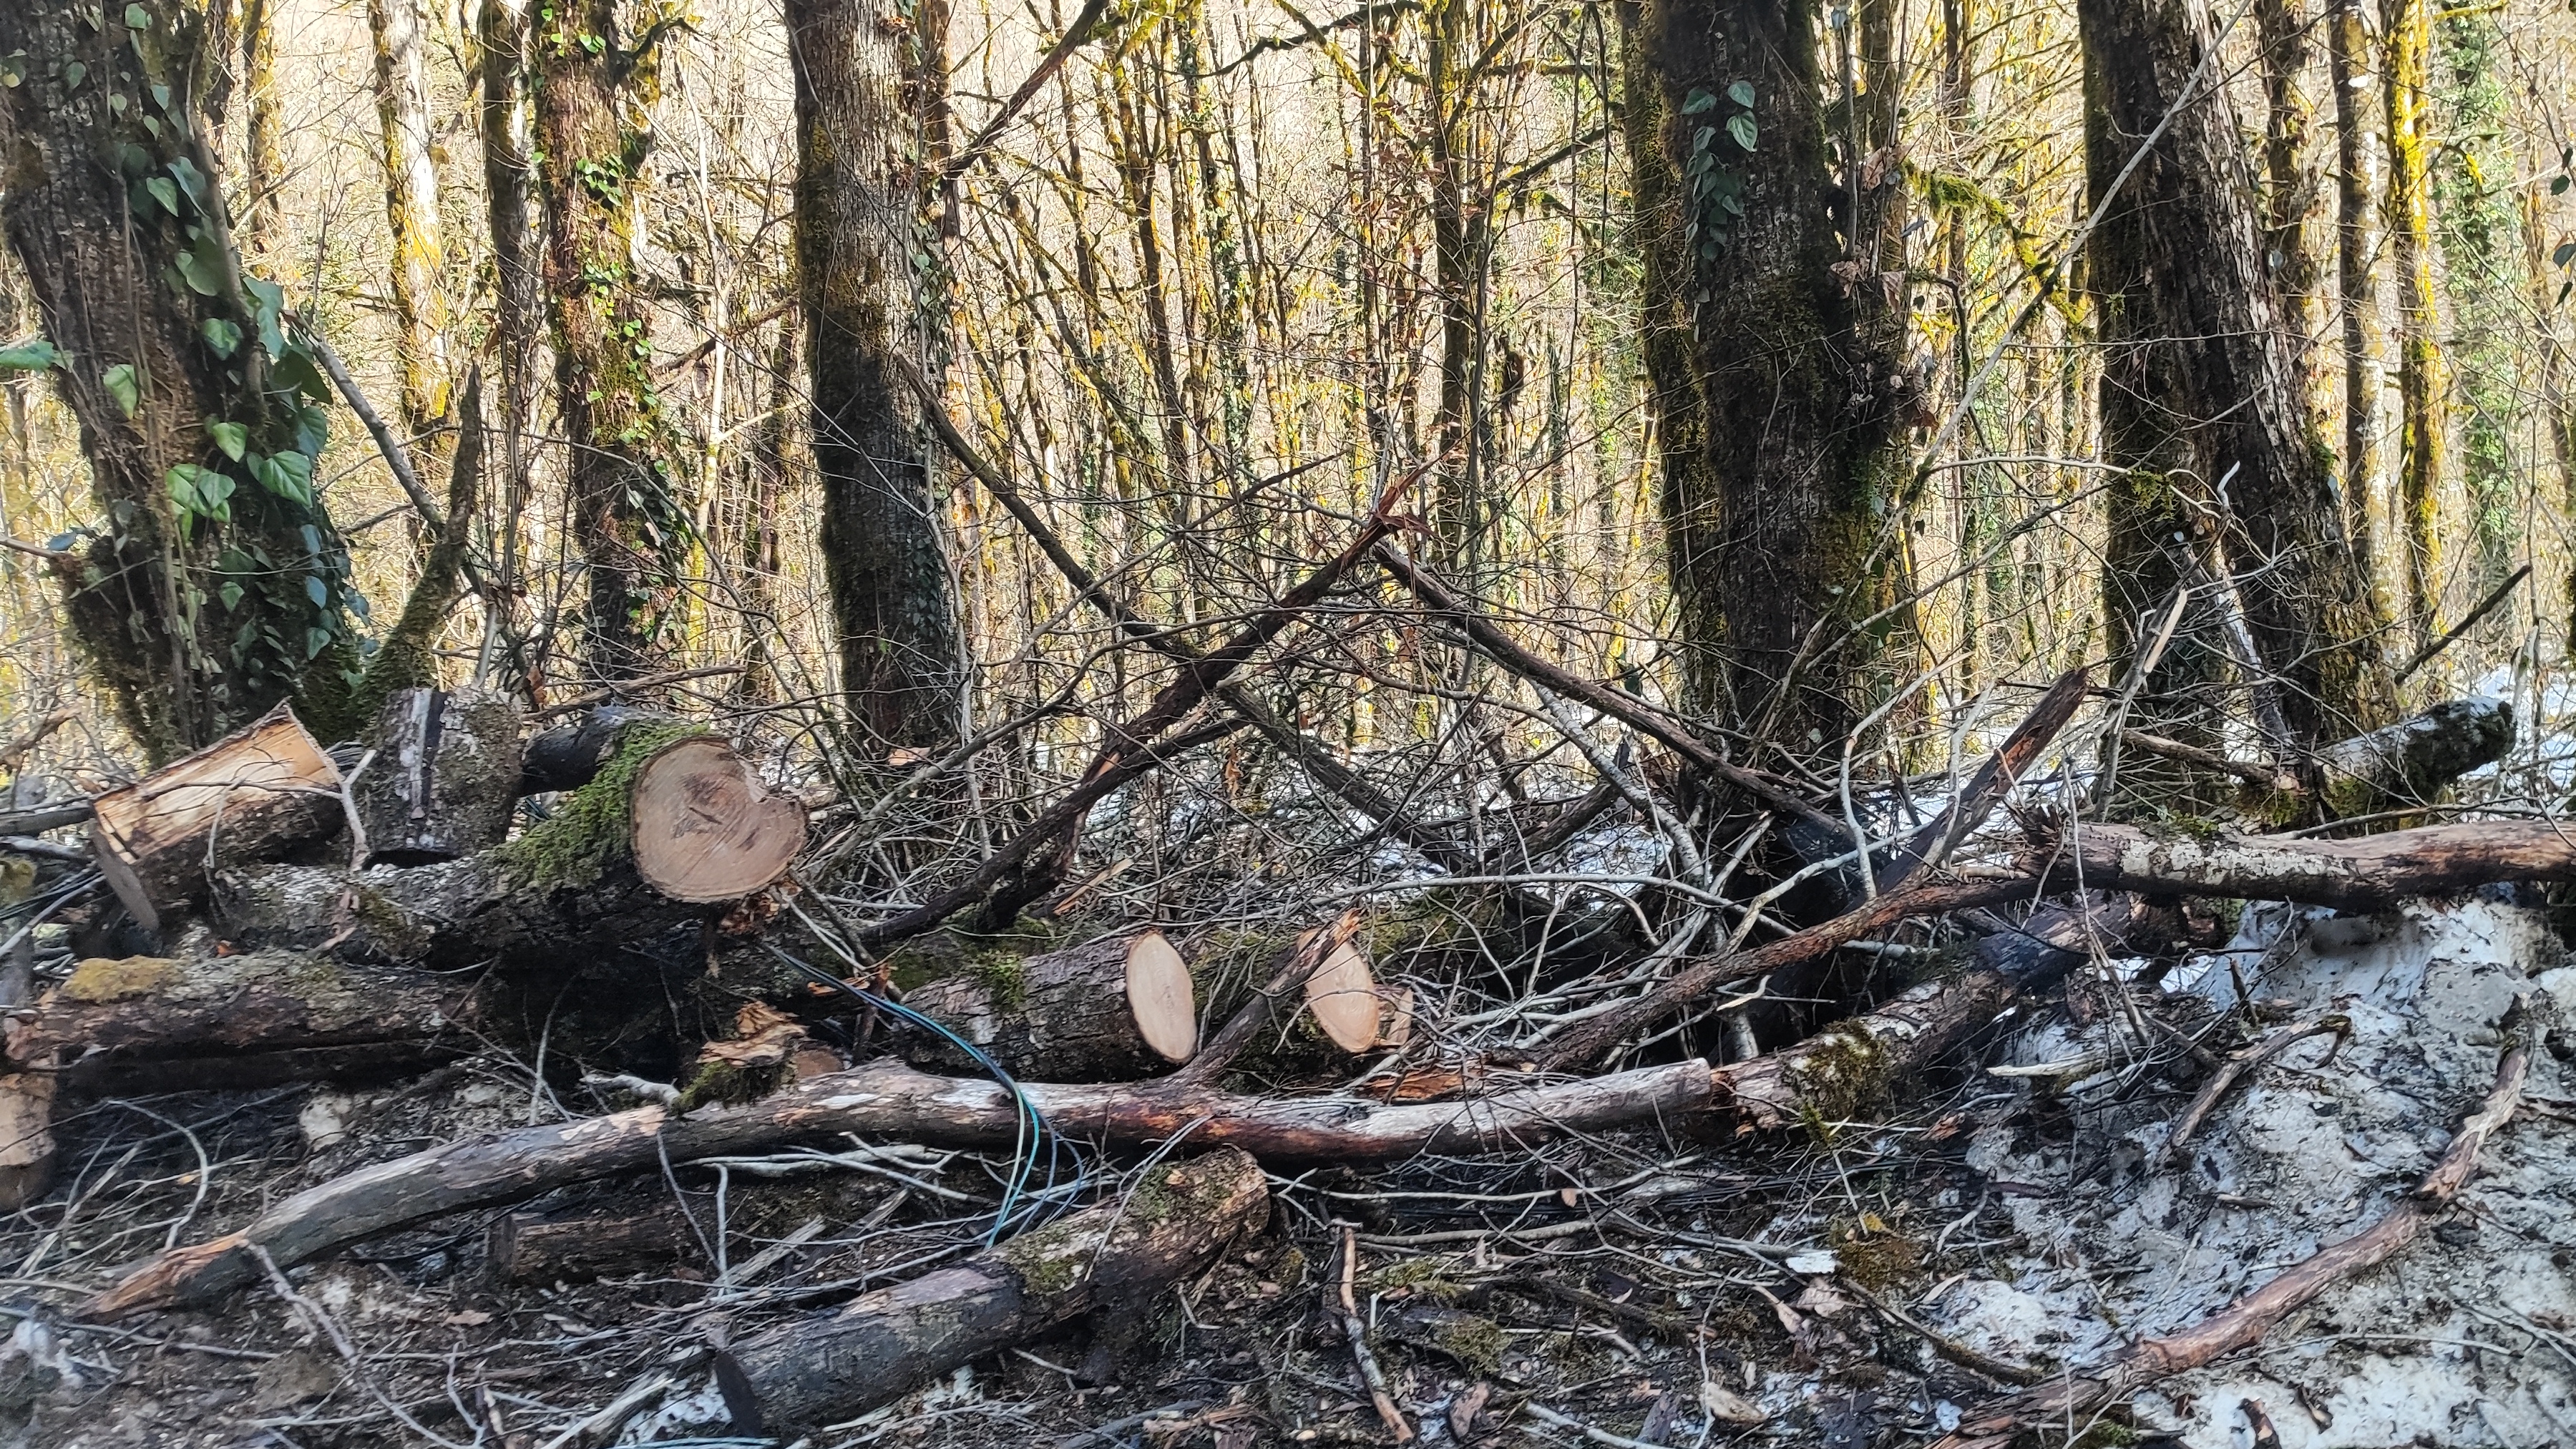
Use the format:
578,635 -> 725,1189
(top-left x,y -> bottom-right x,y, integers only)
904,929 -> 1199,1079
88,703 -> 344,936
353,688 -> 524,864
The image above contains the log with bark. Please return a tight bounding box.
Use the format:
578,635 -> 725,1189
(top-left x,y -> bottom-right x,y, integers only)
726,1148 -> 1269,1433
485,1204 -> 698,1284
213,721 -> 806,965
2036,818 -> 2576,912
1,950 -> 480,1091
903,928 -> 1199,1079
1710,969 -> 2019,1132
88,703 -> 345,937
89,1055 -> 1711,1314
352,688 -> 523,864
2308,695 -> 2512,816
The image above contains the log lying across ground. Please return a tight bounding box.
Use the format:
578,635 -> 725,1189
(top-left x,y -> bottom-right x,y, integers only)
214,721 -> 805,965
2,950 -> 479,1089
1712,968 -> 2019,1132
2045,819 -> 2576,912
904,928 -> 1199,1079
89,1055 -> 1712,1314
730,1148 -> 1269,1433
89,704 -> 345,936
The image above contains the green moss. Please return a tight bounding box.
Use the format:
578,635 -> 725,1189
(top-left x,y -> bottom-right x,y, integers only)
675,1056 -> 788,1113
347,884 -> 434,962
1832,1231 -> 1923,1292
1000,1215 -> 1096,1297
1423,1312 -> 1503,1375
1374,1258 -> 1466,1302
59,955 -> 179,1003
1787,1025 -> 1895,1131
883,920 -> 1056,1002
495,719 -> 708,889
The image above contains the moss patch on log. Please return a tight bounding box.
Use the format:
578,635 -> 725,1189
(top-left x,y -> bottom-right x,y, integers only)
59,956 -> 181,1004
495,719 -> 708,889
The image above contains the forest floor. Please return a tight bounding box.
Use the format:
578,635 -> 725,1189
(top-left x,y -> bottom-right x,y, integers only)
0,889 -> 2566,1449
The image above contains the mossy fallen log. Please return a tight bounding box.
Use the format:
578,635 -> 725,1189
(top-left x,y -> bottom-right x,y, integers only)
213,719 -> 805,966
902,927 -> 1199,1080
728,1148 -> 1268,1433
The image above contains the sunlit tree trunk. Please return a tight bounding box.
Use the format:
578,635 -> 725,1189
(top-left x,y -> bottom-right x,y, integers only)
2384,0 -> 2444,640
1426,0 -> 1492,570
2255,0 -> 2323,384
532,0 -> 690,683
2082,0 -> 2394,749
1627,0 -> 1918,759
477,0 -> 540,691
238,0 -> 286,263
786,0 -> 968,751
366,0 -> 452,453
2330,0 -> 2383,565
0,0 -> 364,756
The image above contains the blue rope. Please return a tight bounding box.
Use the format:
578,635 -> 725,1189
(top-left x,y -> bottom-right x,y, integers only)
763,945 -> 1083,1244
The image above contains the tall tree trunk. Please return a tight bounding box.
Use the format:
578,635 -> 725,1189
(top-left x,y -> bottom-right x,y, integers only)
2080,0 -> 2394,750
366,0 -> 452,452
786,0 -> 967,752
477,0 -> 541,695
0,0 -> 366,758
735,313 -> 799,706
2384,0 -> 2444,641
2255,0 -> 2323,386
2526,177 -> 2576,652
1426,0 -> 1491,572
238,0 -> 286,264
532,0 -> 690,684
1630,0 -> 1916,760
2330,0 -> 2383,565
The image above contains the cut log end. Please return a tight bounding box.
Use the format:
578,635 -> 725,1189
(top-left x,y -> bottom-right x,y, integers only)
630,736 -> 808,902
89,704 -> 344,936
1125,929 -> 1198,1063
1302,934 -> 1382,1053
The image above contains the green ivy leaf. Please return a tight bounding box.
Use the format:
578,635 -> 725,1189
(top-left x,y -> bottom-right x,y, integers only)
202,317 -> 241,357
61,61 -> 85,90
1727,80 -> 1756,108
174,248 -> 220,296
250,449 -> 313,505
1727,114 -> 1758,151
245,277 -> 287,358
145,175 -> 180,216
304,626 -> 333,660
218,580 -> 243,610
2557,241 -> 2576,269
271,348 -> 330,402
208,419 -> 248,460
2556,175 -> 2572,195
123,1 -> 149,26
303,575 -> 328,608
1682,89 -> 1716,116
166,461 -> 205,514
102,362 -> 140,416
0,338 -> 57,372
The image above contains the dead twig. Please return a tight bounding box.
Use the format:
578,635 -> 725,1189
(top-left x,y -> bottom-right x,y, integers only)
1337,1224 -> 1413,1443
2161,1014 -> 2353,1164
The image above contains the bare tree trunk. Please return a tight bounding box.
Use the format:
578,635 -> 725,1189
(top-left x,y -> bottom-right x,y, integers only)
788,0 -> 968,752
365,0 -> 452,452
533,0 -> 689,684
0,0 -> 366,758
2331,0 -> 2384,565
2384,0 -> 2444,641
1630,0 -> 1918,758
2081,0 -> 2394,748
474,0 -> 540,696
2255,0 -> 2324,383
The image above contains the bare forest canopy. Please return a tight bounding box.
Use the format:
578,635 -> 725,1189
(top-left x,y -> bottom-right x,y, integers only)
6,0 -> 2576,1442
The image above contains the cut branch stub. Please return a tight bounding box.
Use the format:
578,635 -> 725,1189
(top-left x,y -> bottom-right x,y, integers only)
630,735 -> 809,902
89,703 -> 345,937
904,928 -> 1199,1080
1302,930 -> 1382,1053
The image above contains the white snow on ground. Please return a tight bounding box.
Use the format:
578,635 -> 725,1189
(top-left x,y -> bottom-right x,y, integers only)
1932,892 -> 2576,1448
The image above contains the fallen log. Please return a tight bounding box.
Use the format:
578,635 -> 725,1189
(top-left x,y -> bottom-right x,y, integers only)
214,721 -> 805,965
2309,695 -> 2512,816
485,1204 -> 698,1284
1712,968 -> 2019,1132
729,1148 -> 1269,1433
1967,891 -> 2176,992
89,703 -> 344,937
904,928 -> 1199,1079
89,1055 -> 1710,1314
2042,818 -> 2576,912
1931,995 -> 2542,1449
351,688 -> 523,864
2,950 -> 479,1085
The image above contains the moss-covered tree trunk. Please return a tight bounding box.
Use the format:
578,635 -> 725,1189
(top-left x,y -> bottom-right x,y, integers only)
237,0 -> 286,263
2384,0 -> 2444,643
1628,0 -> 1917,758
0,0 -> 365,758
2081,0 -> 2395,750
533,0 -> 690,684
786,0 -> 968,753
365,0 -> 452,453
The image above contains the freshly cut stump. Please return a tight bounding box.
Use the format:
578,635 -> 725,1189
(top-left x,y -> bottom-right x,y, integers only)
904,929 -> 1199,1080
1302,930 -> 1382,1053
89,704 -> 344,936
630,735 -> 808,902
